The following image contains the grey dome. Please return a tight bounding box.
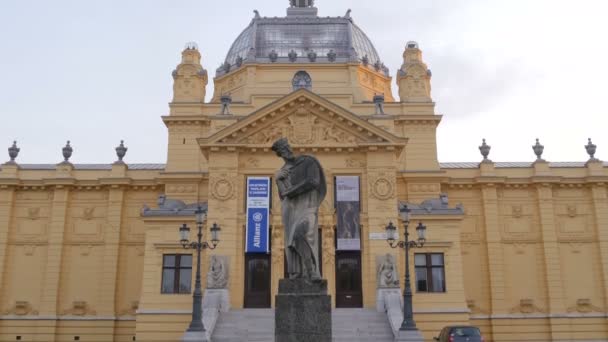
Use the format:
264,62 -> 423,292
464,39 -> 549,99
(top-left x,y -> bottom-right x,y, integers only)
218,13 -> 387,76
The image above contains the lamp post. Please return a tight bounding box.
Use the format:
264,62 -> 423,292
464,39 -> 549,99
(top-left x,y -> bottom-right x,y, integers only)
385,205 -> 426,331
179,206 -> 220,333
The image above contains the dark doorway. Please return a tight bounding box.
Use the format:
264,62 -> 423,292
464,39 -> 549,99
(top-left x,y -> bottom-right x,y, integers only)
244,253 -> 271,308
335,251 -> 363,308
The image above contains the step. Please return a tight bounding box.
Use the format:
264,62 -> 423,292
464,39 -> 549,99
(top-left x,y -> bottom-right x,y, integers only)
211,308 -> 394,342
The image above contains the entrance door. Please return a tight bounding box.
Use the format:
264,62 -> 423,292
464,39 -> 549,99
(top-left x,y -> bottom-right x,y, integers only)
335,251 -> 363,308
244,253 -> 271,308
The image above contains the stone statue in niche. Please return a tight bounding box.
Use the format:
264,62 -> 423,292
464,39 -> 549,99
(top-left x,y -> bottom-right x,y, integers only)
272,138 -> 326,280
376,254 -> 400,288
206,255 -> 229,289
292,71 -> 312,91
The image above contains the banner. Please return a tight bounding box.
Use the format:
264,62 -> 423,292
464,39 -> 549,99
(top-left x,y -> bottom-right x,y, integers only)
336,176 -> 361,251
245,177 -> 270,253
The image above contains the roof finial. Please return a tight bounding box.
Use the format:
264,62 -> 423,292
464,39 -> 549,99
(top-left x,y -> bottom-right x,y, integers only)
290,0 -> 315,7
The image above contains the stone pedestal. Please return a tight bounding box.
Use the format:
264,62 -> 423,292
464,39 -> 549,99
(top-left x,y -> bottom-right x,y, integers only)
275,279 -> 332,342
203,288 -> 230,313
181,330 -> 209,342
396,329 -> 425,342
376,288 -> 402,312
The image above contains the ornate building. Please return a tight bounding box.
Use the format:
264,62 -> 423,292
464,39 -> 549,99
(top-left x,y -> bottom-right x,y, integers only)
1,1 -> 607,341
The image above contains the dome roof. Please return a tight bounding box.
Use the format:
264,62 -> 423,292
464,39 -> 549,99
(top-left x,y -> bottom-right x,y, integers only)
218,10 -> 387,77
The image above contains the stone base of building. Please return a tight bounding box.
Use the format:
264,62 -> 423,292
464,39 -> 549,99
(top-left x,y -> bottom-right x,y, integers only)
275,278 -> 332,342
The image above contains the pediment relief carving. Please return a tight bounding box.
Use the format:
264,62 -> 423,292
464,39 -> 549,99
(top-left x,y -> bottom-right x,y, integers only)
200,90 -> 406,151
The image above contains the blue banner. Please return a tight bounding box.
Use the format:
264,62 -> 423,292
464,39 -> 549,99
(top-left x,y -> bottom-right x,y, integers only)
245,177 -> 270,253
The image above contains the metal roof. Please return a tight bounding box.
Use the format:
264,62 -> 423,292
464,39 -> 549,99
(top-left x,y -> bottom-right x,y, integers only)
219,14 -> 386,76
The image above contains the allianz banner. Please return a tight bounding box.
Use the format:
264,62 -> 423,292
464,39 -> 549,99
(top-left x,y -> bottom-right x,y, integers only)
245,177 -> 270,254
336,176 -> 361,251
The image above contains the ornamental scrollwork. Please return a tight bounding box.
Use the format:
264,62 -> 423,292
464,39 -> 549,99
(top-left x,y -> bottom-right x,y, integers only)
3,301 -> 38,316
61,301 -> 96,316
210,174 -> 237,201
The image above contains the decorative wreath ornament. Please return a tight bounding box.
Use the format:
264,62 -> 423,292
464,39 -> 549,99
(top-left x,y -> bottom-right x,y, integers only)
211,175 -> 236,201
370,175 -> 395,200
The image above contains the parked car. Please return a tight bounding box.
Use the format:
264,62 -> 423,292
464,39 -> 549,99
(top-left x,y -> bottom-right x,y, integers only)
434,326 -> 485,342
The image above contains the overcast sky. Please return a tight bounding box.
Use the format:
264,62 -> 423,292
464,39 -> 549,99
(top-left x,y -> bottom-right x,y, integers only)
1,0 -> 607,164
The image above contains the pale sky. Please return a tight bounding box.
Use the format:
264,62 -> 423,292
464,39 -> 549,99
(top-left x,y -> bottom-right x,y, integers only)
1,0 -> 607,164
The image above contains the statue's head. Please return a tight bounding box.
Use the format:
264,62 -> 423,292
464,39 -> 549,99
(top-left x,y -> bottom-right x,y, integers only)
386,253 -> 394,263
272,138 -> 295,161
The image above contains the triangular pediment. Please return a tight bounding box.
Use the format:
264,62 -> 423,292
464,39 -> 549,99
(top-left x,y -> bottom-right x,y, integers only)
198,89 -> 407,153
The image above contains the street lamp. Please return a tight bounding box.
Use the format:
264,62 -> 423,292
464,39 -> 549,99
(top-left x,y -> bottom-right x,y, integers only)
385,205 -> 426,331
179,206 -> 220,333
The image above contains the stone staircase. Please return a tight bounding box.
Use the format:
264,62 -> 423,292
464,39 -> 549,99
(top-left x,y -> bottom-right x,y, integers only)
212,308 -> 394,342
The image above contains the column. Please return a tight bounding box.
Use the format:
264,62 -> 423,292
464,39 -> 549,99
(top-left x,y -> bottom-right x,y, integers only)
97,186 -> 125,318
590,184 -> 608,309
536,183 -> 566,339
480,184 -> 506,337
0,187 -> 16,296
38,186 -> 70,342
207,150 -> 241,307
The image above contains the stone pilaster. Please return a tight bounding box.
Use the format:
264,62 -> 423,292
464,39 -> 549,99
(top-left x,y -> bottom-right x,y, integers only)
0,187 -> 16,298
39,187 -> 70,319
480,184 -> 506,337
207,150 -> 241,307
97,186 -> 126,317
590,184 -> 608,309
535,183 -> 566,306
365,149 -> 398,308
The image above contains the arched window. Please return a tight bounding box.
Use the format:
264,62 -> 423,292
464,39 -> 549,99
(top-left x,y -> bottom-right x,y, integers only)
292,71 -> 312,91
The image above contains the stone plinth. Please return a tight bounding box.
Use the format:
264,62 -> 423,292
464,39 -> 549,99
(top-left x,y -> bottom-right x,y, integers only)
275,278 -> 332,342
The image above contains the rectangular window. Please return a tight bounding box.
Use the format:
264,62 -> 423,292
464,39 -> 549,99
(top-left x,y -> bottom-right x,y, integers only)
161,254 -> 192,294
414,253 -> 446,293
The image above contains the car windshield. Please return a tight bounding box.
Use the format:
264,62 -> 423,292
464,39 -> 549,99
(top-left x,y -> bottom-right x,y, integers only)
452,327 -> 481,336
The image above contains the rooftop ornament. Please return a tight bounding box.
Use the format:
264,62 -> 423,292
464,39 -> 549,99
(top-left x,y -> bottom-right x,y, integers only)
62,141 -> 73,163
115,140 -> 128,164
269,50 -> 278,63
184,42 -> 198,50
533,138 -> 545,162
479,139 -> 492,163
7,141 -> 19,164
585,138 -> 599,162
373,94 -> 385,115
288,50 -> 298,62
307,50 -> 317,62
362,55 -> 369,66
220,95 -> 233,115
327,49 -> 336,62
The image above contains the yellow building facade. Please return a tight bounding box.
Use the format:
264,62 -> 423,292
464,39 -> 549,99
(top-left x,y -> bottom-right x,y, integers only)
1,2 -> 607,342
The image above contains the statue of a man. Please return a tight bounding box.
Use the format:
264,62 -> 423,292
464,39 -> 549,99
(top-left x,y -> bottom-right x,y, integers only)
272,138 -> 326,280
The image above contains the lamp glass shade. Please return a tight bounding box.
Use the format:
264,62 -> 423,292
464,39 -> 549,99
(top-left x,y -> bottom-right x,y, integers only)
416,222 -> 427,240
385,222 -> 397,243
195,207 -> 206,225
210,223 -> 221,244
179,224 -> 190,243
400,206 -> 411,223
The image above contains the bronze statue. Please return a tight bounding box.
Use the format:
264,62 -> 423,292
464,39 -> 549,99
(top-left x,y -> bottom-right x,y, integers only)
272,138 -> 326,280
